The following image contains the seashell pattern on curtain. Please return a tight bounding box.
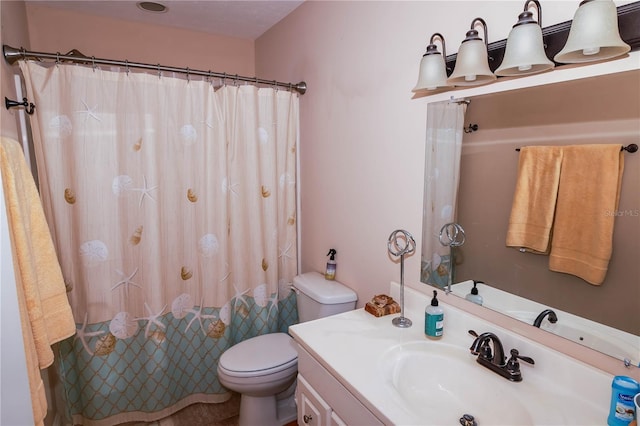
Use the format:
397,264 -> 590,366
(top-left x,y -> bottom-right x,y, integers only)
20,61 -> 299,425
420,101 -> 467,289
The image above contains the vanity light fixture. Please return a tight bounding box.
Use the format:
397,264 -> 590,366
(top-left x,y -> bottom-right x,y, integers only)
554,0 -> 630,63
447,18 -> 496,86
495,0 -> 554,77
412,33 -> 451,92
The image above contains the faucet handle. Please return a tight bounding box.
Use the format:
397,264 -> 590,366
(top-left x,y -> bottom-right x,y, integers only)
509,349 -> 534,365
468,330 -> 493,361
507,349 -> 534,372
505,349 -> 534,382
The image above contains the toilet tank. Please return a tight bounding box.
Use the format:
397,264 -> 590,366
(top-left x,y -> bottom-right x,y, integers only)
293,271 -> 357,323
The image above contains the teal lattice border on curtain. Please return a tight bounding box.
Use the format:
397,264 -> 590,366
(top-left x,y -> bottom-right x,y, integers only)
58,292 -> 299,422
420,257 -> 452,289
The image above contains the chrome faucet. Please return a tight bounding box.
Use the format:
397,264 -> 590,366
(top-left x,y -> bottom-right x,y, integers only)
468,330 -> 535,382
533,309 -> 558,327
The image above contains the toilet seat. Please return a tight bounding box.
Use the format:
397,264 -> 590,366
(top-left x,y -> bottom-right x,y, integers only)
219,333 -> 298,378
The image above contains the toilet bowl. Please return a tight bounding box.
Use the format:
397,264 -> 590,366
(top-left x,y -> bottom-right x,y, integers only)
218,333 -> 298,426
217,272 -> 357,426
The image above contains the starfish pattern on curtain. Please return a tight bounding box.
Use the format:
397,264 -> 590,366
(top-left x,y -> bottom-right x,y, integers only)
20,61 -> 300,425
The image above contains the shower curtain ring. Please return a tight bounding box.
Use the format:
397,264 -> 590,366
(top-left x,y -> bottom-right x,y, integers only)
55,52 -> 60,66
157,64 -> 161,79
91,56 -> 96,72
186,67 -> 190,83
125,60 -> 129,76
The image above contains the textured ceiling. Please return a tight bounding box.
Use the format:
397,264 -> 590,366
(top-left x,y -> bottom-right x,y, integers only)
25,0 -> 305,40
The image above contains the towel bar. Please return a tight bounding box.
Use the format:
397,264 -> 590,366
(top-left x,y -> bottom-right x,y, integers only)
515,144 -> 637,153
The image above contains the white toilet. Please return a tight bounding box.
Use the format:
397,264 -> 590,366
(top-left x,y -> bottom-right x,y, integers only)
217,271 -> 357,426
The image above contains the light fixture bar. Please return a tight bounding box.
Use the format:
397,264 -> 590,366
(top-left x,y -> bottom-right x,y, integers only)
444,1 -> 640,73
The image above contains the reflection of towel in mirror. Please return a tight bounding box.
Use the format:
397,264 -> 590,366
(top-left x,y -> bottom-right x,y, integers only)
1,137 -> 76,426
549,144 -> 624,285
506,146 -> 563,254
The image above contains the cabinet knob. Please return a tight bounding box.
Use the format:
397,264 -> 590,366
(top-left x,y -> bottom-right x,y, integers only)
303,414 -> 313,423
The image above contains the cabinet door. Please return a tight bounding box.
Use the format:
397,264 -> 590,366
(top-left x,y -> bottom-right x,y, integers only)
297,375 -> 330,426
297,344 -> 386,425
330,411 -> 347,426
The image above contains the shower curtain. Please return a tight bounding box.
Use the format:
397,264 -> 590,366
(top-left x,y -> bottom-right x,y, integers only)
19,61 -> 299,425
420,101 -> 466,288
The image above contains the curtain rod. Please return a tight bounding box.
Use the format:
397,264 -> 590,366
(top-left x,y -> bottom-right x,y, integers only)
2,45 -> 307,95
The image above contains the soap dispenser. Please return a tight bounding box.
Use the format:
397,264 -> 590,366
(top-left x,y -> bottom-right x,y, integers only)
425,290 -> 444,338
465,280 -> 484,306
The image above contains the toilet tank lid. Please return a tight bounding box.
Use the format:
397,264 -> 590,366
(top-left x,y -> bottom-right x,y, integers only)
293,271 -> 357,304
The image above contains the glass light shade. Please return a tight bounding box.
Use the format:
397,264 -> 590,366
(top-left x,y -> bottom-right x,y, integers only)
554,0 -> 630,63
495,22 -> 554,76
412,53 -> 450,92
447,39 -> 496,86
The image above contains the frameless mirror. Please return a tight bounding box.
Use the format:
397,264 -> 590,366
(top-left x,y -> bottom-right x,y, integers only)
421,70 -> 640,366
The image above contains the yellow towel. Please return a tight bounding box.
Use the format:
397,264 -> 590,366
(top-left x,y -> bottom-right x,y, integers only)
1,137 -> 76,425
549,144 -> 624,285
506,146 -> 563,254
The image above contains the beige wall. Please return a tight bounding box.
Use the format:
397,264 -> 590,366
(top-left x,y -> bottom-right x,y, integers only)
256,1 -> 639,377
457,71 -> 640,335
1,0 -> 30,140
256,1 -> 625,304
24,4 -> 255,76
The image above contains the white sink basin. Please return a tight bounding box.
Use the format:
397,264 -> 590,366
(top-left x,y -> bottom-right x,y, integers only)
291,283 -> 612,425
379,341 -> 534,425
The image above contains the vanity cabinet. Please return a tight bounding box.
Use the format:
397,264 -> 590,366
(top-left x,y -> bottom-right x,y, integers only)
296,375 -> 330,426
295,343 -> 384,426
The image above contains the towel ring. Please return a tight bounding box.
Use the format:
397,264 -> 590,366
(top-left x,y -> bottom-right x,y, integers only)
439,222 -> 466,247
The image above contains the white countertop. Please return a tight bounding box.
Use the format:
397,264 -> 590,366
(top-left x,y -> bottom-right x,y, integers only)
289,283 -> 613,425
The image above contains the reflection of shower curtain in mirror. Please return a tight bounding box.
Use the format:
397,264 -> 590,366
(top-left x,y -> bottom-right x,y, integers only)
421,101 -> 466,288
20,61 -> 299,425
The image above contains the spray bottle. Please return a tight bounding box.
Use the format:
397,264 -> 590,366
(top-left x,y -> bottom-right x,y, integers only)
325,249 -> 337,280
